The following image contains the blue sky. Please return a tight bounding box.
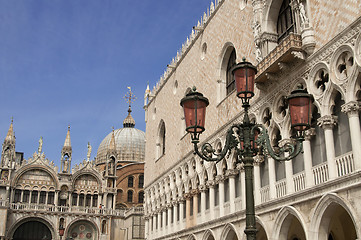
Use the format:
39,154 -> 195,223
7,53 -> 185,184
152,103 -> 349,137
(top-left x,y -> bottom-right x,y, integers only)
0,0 -> 212,166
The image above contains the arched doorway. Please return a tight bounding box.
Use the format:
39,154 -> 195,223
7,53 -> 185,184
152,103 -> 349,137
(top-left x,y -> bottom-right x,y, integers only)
320,203 -> 357,240
279,214 -> 306,240
256,222 -> 268,240
13,221 -> 52,240
66,220 -> 98,240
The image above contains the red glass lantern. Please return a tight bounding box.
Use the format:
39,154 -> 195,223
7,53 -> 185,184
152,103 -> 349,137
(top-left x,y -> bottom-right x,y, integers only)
287,86 -> 313,131
232,58 -> 257,100
59,227 -> 65,237
180,88 -> 209,135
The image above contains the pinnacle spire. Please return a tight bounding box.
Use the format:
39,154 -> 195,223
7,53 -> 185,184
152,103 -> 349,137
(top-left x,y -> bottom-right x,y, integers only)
123,87 -> 136,128
5,117 -> 15,143
109,127 -> 116,151
63,125 -> 72,150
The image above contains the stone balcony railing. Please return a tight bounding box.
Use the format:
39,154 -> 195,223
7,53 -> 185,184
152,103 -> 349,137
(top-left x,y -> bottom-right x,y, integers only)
2,201 -> 144,218
256,33 -> 303,83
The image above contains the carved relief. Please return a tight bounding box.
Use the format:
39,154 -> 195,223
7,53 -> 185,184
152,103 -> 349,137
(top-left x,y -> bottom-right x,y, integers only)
334,50 -> 354,81
273,95 -> 288,123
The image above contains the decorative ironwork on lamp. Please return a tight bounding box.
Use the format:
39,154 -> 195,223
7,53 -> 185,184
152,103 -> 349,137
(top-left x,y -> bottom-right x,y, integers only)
180,58 -> 313,240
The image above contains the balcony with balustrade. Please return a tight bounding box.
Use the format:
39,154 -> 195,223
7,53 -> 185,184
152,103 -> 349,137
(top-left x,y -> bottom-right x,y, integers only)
256,33 -> 303,83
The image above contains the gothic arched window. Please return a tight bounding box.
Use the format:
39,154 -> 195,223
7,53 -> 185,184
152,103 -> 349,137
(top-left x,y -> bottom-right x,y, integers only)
277,0 -> 294,42
128,176 -> 134,188
127,190 -> 133,202
138,191 -> 144,203
226,48 -> 237,95
138,175 -> 144,188
157,121 -> 166,158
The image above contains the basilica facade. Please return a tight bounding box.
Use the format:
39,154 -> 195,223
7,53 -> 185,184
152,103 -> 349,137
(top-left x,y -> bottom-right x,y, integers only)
143,0 -> 361,239
0,107 -> 145,240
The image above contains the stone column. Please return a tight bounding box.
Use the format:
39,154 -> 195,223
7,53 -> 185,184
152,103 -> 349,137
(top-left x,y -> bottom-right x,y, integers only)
318,115 -> 337,180
112,194 -> 116,209
239,164 -> 246,210
199,185 -> 207,223
162,208 -> 166,234
152,214 -> 156,232
21,190 -> 24,203
279,139 -> 294,194
144,216 -> 149,240
37,191 -> 40,204
208,181 -> 215,219
54,191 -> 59,206
226,169 -> 237,212
103,193 -> 108,208
217,176 -> 225,217
253,156 -> 263,205
173,201 -> 178,230
191,189 -> 199,226
179,199 -> 185,230
97,194 -> 101,207
29,191 -> 33,204
342,101 -> 361,170
185,193 -> 191,228
304,128 -> 315,187
77,194 -> 80,206
157,211 -> 162,235
268,157 -> 277,199
167,204 -> 172,232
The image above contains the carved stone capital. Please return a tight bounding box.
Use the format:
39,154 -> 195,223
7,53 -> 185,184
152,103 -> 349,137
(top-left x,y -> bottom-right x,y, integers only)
225,169 -> 239,177
341,101 -> 361,117
190,188 -> 200,195
184,193 -> 192,199
253,155 -> 265,166
317,115 -> 338,129
304,128 -> 316,140
236,162 -> 245,171
215,175 -> 225,183
206,180 -> 216,187
198,184 -> 207,192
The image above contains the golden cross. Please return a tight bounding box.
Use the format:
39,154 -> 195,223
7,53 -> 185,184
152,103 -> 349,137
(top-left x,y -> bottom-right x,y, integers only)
123,86 -> 136,108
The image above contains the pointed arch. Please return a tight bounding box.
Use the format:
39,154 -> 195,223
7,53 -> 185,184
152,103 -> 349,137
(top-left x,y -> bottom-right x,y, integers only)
309,193 -> 360,240
271,206 -> 307,240
202,229 -> 216,240
220,223 -> 240,240
217,42 -> 237,102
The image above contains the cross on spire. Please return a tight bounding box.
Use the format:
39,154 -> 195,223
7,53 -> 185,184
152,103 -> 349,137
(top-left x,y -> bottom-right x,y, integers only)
124,86 -> 136,111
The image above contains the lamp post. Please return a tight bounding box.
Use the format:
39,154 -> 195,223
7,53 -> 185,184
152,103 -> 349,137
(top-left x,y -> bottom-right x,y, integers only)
180,58 -> 313,240
59,226 -> 65,240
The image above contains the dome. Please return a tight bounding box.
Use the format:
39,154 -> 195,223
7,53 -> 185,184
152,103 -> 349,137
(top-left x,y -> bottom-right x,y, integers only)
96,109 -> 145,165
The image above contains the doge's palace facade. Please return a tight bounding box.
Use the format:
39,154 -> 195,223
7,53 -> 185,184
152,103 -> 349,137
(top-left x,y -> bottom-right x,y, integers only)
143,0 -> 361,239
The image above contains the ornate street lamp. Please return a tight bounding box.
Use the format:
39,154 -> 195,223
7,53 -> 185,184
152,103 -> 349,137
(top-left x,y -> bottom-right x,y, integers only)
180,58 -> 313,240
59,226 -> 65,240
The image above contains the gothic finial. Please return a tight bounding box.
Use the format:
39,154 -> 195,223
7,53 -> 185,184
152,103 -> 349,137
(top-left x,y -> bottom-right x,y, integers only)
123,87 -> 136,128
87,142 -> 92,161
4,118 -> 15,144
64,125 -> 71,148
38,136 -> 43,154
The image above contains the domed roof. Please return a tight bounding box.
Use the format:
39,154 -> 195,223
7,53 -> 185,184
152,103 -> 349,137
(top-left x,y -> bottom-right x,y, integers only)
96,109 -> 145,165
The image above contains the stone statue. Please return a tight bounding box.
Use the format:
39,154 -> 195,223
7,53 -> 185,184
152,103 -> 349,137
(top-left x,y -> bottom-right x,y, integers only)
255,44 -> 263,63
38,137 -> 43,154
87,142 -> 92,161
3,150 -> 10,167
63,156 -> 68,173
253,21 -> 261,38
299,2 -> 309,26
